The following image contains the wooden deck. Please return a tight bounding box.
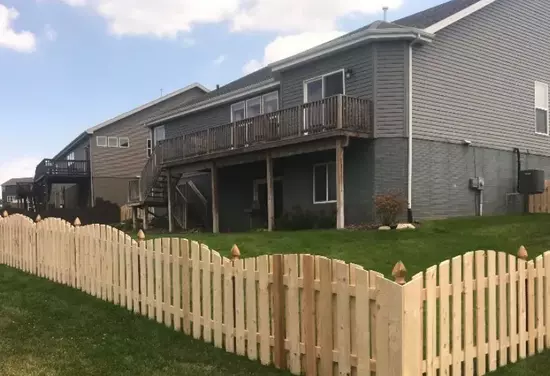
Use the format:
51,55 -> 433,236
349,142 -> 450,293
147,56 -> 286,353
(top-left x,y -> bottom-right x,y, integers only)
158,95 -> 373,166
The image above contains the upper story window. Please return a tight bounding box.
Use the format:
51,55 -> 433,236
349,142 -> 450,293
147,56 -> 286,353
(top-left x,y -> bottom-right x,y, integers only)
535,82 -> 548,135
119,137 -> 130,148
304,70 -> 345,103
66,151 -> 75,167
108,137 -> 119,148
146,139 -> 153,157
96,136 -> 107,147
230,91 -> 279,121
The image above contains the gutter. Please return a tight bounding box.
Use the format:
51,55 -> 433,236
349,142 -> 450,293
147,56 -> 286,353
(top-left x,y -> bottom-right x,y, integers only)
407,33 -> 422,223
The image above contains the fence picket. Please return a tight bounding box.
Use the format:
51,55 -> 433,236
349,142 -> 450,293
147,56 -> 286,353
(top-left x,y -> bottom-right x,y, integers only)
509,255 -> 518,363
335,260 -> 351,376
487,251 -> 497,371
139,238 -> 147,314
212,251 -> 223,348
355,266 -> 370,376
451,256 -> 462,376
440,260 -> 451,376
518,258 -> 527,359
318,256 -> 333,376
202,245 -> 213,343
245,257 -> 258,360
155,238 -> 163,323
498,252 -> 508,367
425,265 -> 437,376
257,255 -> 271,366
146,239 -> 155,319
235,258 -> 246,356
535,256 -> 544,353
172,238 -> 182,332
463,252 -> 474,376
181,239 -> 191,335
163,238 -> 172,327
224,257 -> 235,353
285,254 -> 301,374
475,251 -> 487,375
545,252 -> 550,349
191,241 -> 201,338
527,261 -> 536,356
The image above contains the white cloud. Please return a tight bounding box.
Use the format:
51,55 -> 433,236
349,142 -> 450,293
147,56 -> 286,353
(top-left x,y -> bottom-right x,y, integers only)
55,0 -> 403,37
242,30 -> 345,74
0,5 -> 36,53
0,157 -> 41,198
212,54 -> 226,65
232,0 -> 404,33
44,24 -> 58,41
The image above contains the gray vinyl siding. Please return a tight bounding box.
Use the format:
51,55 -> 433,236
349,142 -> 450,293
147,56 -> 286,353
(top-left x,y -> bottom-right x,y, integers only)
164,89 -> 281,139
374,42 -> 407,138
412,0 -> 550,156
91,88 -> 205,181
61,138 -> 90,161
280,45 -> 374,109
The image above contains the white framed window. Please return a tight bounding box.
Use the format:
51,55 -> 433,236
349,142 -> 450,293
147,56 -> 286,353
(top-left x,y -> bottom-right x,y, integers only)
67,151 -> 75,167
231,91 -> 280,121
6,195 -> 16,203
535,81 -> 549,135
119,137 -> 130,148
263,91 -> 279,113
147,138 -> 153,157
313,162 -> 336,204
108,137 -> 119,148
96,136 -> 107,147
304,70 -> 345,103
231,102 -> 246,122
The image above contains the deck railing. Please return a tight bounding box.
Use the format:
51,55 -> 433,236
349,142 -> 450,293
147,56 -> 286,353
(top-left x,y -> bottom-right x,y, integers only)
34,159 -> 90,180
159,94 -> 373,163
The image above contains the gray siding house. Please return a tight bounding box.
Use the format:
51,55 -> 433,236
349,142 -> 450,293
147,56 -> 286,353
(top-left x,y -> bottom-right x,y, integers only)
123,0 -> 550,233
33,83 -> 209,210
1,178 -> 34,209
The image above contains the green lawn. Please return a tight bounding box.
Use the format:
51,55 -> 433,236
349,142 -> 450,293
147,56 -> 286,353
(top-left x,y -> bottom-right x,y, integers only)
2,214 -> 550,375
141,214 -> 550,277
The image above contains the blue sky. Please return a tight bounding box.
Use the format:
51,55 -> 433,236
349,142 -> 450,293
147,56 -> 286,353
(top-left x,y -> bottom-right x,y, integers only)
0,0 -> 446,186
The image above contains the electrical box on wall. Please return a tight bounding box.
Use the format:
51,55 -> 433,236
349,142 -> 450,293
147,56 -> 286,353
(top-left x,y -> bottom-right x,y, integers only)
470,177 -> 485,191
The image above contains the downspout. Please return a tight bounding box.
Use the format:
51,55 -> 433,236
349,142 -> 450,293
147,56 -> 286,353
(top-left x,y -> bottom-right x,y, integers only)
407,35 -> 420,223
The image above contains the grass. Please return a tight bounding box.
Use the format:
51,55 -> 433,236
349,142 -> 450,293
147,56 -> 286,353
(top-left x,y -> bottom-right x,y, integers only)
140,214 -> 550,276
2,214 -> 550,374
0,266 -> 290,376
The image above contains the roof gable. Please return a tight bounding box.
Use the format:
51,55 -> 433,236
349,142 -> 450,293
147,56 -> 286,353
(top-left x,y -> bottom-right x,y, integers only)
2,177 -> 34,187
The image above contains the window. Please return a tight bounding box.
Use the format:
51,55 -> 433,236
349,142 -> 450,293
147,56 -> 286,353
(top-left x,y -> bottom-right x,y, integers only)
231,102 -> 246,122
96,136 -> 107,147
246,97 -> 262,118
6,195 -> 16,203
153,125 -> 166,145
313,162 -> 336,204
119,137 -> 130,148
263,92 -> 279,113
304,70 -> 345,103
108,137 -> 119,148
67,151 -> 75,167
535,82 -> 549,135
147,139 -> 153,157
231,91 -> 279,121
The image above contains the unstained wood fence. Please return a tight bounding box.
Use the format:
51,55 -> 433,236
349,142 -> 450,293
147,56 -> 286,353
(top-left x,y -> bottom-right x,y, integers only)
1,212 -> 550,376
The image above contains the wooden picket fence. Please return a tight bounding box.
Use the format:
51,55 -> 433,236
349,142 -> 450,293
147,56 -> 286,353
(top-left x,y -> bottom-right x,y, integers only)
529,180 -> 550,213
1,212 -> 550,376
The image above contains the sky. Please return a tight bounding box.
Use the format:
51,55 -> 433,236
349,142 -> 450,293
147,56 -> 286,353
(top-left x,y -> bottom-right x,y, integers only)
0,0 -> 447,194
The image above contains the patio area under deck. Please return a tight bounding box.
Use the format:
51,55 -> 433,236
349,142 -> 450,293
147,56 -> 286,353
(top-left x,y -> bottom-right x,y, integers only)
137,94 -> 373,233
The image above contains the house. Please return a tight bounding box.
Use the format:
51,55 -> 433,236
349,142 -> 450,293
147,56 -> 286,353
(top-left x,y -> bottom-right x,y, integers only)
32,83 -> 209,211
123,0 -> 550,233
1,178 -> 34,210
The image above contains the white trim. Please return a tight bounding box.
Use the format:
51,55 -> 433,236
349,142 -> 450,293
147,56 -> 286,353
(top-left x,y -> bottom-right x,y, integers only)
263,91 -> 279,113
96,136 -> 107,147
230,101 -> 246,122
230,90 -> 280,121
424,0 -> 499,34
147,80 -> 281,127
313,162 -> 337,204
119,137 -> 130,148
535,81 -> 549,136
407,44 -> 413,211
303,69 -> 346,103
86,83 -> 209,134
146,138 -> 153,157
272,31 -> 433,72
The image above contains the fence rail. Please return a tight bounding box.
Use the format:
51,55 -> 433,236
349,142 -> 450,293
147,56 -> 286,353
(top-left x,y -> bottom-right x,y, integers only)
1,212 -> 549,376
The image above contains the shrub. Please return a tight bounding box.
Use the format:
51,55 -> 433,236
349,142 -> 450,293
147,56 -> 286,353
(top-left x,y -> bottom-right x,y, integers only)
276,206 -> 336,231
375,191 -> 407,226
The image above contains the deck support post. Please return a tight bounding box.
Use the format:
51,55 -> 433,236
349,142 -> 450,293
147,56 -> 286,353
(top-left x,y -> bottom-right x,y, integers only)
266,153 -> 275,231
142,205 -> 149,231
132,206 -> 138,230
211,162 -> 220,233
336,139 -> 345,229
167,171 -> 174,233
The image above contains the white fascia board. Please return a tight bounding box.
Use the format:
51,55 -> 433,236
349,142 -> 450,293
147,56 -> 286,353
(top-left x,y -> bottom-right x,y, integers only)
425,0 -> 499,34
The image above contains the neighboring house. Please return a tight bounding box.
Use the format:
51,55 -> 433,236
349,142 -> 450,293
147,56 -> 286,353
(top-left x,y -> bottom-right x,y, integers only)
33,83 -> 209,210
1,178 -> 34,209
128,0 -> 550,233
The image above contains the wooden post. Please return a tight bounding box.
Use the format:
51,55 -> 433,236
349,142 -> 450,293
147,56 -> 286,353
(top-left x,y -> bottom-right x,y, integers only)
518,245 -> 529,336
167,172 -> 174,233
2,210 -> 7,218
131,207 -> 137,230
211,162 -> 219,233
272,254 -> 286,369
35,215 -> 42,223
392,261 -> 407,285
266,153 -> 274,231
231,244 -> 240,351
143,205 -> 148,231
336,94 -> 343,129
336,139 -> 345,229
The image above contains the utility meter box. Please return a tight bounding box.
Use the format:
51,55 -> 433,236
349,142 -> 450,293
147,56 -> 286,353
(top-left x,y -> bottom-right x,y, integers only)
519,170 -> 545,194
470,177 -> 485,191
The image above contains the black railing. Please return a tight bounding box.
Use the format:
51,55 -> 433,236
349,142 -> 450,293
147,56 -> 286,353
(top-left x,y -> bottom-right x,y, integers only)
35,159 -> 90,180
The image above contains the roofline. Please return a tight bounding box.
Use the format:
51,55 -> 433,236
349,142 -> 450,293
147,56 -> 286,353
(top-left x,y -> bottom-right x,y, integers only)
145,79 -> 280,127
424,0 -> 499,33
86,82 -> 210,134
271,28 -> 434,72
1,177 -> 34,187
52,131 -> 91,161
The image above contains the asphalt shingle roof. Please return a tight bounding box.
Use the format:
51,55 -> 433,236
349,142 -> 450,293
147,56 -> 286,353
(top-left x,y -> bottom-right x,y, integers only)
394,0 -> 482,29
1,177 -> 34,187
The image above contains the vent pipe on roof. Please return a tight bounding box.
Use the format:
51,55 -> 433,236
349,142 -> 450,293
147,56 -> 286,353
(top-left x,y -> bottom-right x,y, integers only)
383,6 -> 389,22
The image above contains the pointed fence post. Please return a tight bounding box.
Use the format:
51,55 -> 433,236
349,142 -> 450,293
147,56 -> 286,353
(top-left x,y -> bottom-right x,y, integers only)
73,217 -> 81,288
2,210 -> 8,218
231,244 -> 240,351
137,229 -> 146,314
35,215 -> 42,223
392,261 -> 407,285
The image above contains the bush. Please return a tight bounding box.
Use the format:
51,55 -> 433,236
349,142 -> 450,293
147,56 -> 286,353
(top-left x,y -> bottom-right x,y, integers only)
375,191 -> 407,226
276,206 -> 336,231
